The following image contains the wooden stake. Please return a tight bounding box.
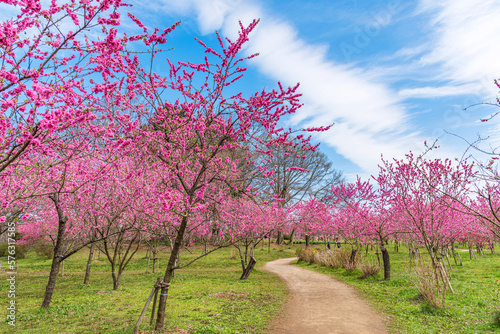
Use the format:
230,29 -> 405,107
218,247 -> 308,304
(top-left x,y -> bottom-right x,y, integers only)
133,277 -> 162,334
150,280 -> 160,326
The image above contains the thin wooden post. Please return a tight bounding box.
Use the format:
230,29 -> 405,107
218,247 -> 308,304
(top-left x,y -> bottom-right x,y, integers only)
133,277 -> 162,334
442,249 -> 452,271
150,278 -> 161,326
451,243 -> 458,265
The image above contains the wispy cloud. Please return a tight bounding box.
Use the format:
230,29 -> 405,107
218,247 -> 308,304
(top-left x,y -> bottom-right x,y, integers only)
414,0 -> 500,93
151,0 -> 426,175
398,84 -> 481,99
133,0 -> 500,175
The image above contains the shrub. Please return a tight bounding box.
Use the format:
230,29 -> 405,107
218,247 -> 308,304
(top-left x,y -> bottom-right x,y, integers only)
313,250 -> 341,269
412,262 -> 440,308
295,246 -> 317,263
16,244 -> 30,259
360,258 -> 381,277
338,247 -> 360,271
313,249 -> 329,266
0,243 -> 7,257
34,242 -> 55,259
0,243 -> 29,259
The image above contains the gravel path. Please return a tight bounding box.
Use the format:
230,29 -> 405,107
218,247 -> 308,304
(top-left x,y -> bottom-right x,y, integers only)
264,257 -> 388,334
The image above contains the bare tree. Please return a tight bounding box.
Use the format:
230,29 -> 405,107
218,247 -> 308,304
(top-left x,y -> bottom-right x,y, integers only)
249,145 -> 342,244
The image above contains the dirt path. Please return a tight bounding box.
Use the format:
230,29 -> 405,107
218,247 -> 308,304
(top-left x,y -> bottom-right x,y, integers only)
264,257 -> 388,334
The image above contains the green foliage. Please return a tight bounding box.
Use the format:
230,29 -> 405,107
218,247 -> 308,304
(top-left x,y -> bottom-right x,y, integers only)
0,242 -> 29,258
0,243 -> 7,257
15,244 -> 30,259
33,242 -> 55,259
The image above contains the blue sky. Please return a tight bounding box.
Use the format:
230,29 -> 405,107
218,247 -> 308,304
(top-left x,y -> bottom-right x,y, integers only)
132,0 -> 500,180
4,0 -> 500,180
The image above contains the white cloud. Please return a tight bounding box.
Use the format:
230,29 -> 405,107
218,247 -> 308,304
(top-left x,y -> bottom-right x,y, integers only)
154,0 -> 242,34
417,0 -> 500,90
149,0 -> 429,175
398,84 -> 482,98
222,4 -> 436,175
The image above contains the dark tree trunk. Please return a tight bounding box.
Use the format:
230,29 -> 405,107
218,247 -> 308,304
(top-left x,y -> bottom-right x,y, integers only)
240,257 -> 257,280
349,248 -> 357,265
84,243 -> 95,284
305,235 -> 310,248
112,272 -> 121,290
380,242 -> 391,281
288,228 -> 296,245
152,253 -> 157,273
41,255 -> 62,309
154,215 -> 189,331
41,195 -> 67,309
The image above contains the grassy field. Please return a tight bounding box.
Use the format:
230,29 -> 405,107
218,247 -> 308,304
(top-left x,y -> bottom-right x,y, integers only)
0,244 -> 295,333
2,241 -> 500,333
295,244 -> 500,334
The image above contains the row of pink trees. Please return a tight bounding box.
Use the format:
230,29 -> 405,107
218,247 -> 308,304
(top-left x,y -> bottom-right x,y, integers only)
3,1 -> 499,331
289,152 -> 498,285
1,1 -> 329,331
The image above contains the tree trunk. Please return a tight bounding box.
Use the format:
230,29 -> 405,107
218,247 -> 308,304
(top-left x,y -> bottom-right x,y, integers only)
236,242 -> 246,273
305,235 -> 310,248
349,248 -> 357,266
288,228 -> 296,245
84,243 -> 95,284
154,215 -> 189,331
240,257 -> 257,280
112,272 -> 121,291
380,243 -> 390,281
41,195 -> 67,309
451,242 -> 458,266
41,255 -> 61,309
276,231 -> 282,245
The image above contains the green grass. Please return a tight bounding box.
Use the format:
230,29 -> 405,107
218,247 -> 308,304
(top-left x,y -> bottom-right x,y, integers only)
3,241 -> 500,333
0,244 -> 295,333
295,245 -> 500,334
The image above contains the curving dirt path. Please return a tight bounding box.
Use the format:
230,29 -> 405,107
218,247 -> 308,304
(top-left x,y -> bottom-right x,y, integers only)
264,257 -> 388,334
